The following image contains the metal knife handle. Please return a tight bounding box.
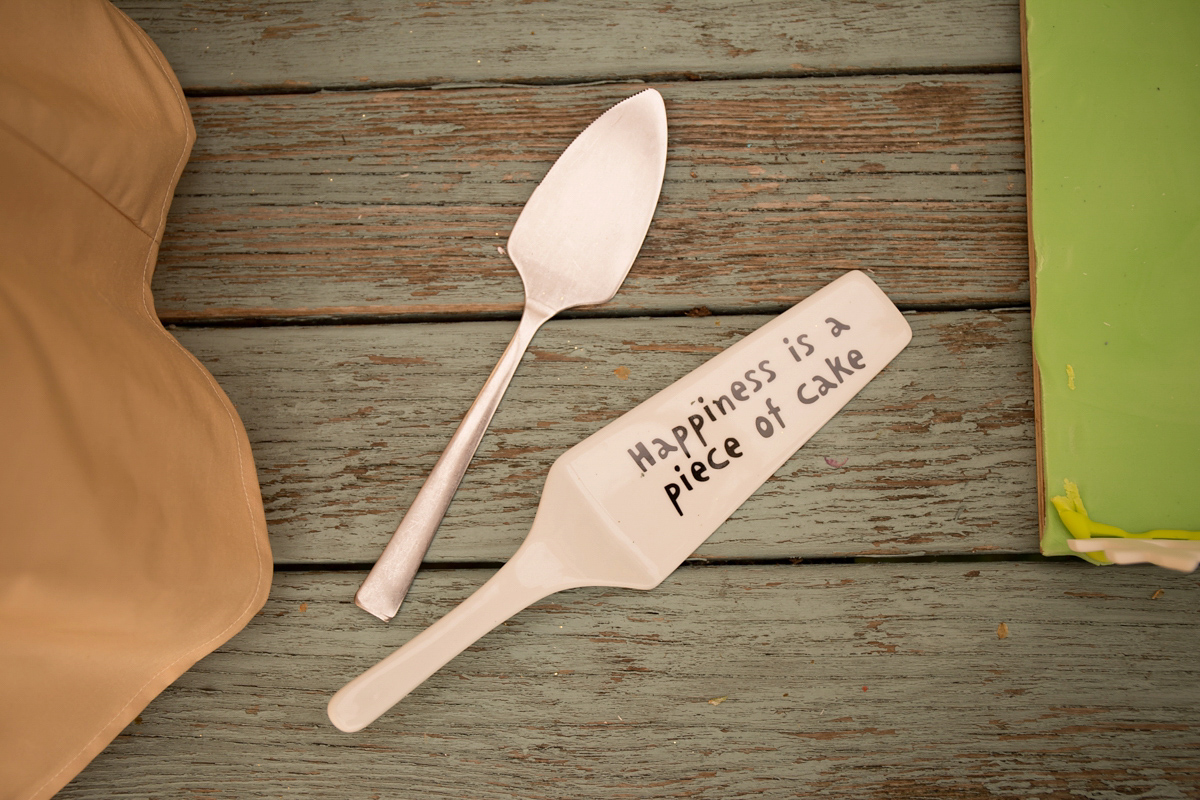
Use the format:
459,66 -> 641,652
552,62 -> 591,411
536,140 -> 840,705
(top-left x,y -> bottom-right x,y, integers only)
334,545 -> 577,731
355,304 -> 552,621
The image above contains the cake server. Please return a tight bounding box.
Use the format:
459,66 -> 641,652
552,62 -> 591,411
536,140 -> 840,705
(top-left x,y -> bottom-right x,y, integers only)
329,271 -> 913,732
355,89 -> 669,622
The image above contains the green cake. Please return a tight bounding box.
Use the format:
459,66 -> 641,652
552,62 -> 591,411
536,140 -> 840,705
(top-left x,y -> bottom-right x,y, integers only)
1023,0 -> 1200,561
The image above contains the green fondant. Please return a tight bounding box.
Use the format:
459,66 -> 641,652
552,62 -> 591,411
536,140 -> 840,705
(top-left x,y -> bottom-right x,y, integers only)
1026,1 -> 1200,558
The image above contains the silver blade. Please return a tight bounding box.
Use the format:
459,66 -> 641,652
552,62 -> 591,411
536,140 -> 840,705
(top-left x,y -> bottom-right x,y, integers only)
506,88 -> 668,312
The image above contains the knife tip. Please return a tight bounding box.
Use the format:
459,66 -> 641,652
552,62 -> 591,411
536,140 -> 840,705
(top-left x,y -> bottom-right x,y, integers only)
623,87 -> 667,130
632,86 -> 665,107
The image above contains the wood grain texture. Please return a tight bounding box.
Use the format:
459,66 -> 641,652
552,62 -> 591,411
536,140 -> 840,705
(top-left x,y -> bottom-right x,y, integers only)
33,5 -> 1200,799
115,0 -> 1020,93
176,309 -> 1035,565
153,76 -> 1027,322
62,562 -> 1200,798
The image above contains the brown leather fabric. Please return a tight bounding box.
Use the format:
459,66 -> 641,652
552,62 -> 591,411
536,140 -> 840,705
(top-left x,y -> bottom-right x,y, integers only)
0,3 -> 272,798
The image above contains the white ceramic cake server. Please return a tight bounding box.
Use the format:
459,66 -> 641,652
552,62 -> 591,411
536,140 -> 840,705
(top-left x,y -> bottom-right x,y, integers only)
355,89 -> 668,622
329,271 -> 913,732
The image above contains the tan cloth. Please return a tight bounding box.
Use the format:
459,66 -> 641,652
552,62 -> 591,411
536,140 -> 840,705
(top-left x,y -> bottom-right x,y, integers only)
0,2 -> 272,797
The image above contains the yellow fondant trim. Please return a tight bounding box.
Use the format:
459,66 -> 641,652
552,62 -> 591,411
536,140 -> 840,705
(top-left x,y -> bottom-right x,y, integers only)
1050,479 -> 1200,565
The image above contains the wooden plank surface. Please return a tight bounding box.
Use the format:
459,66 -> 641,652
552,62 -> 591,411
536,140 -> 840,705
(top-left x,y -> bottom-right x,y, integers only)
178,309 -> 1036,564
29,3 -> 1200,800
62,562 -> 1200,798
116,0 -> 1020,93
154,76 -> 1027,322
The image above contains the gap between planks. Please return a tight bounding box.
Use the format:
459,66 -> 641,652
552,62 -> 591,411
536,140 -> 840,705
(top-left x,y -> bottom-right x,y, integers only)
271,552 -> 1061,574
171,64 -> 1025,99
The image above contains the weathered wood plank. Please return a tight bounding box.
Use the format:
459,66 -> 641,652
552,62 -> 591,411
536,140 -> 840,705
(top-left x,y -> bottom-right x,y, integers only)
63,562 -> 1200,798
116,0 -> 1020,93
154,76 -> 1027,321
176,309 -> 1035,565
